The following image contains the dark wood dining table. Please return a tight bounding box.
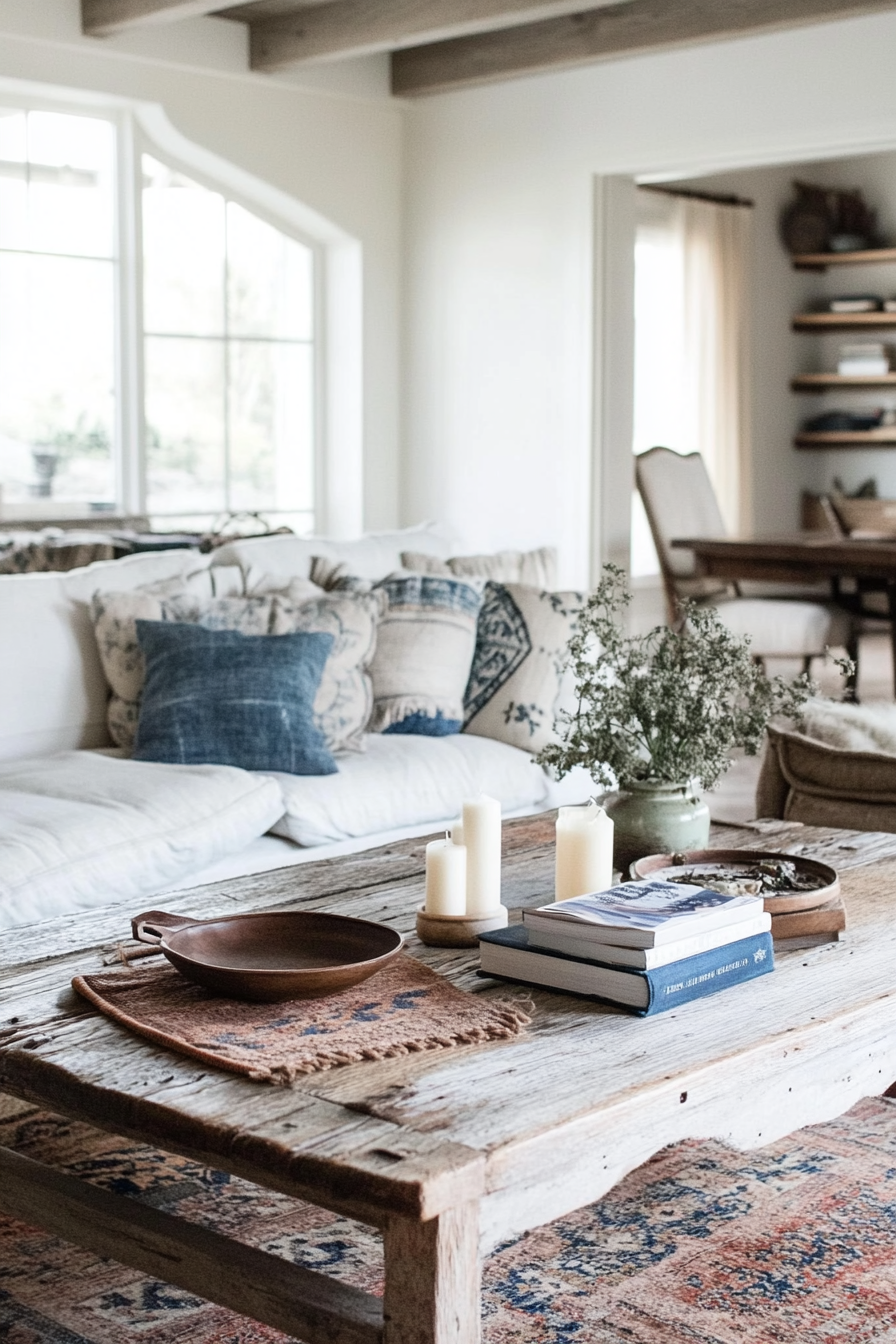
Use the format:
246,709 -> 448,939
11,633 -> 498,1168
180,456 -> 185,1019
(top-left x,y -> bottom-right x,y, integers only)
671,533 -> 896,690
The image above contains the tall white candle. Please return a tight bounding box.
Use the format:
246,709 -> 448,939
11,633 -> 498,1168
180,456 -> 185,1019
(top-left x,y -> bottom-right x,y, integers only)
462,794 -> 502,915
425,838 -> 467,916
555,800 -> 614,900
451,818 -> 464,846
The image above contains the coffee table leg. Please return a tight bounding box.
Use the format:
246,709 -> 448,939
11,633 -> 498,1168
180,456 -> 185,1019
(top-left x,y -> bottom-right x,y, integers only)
382,1199 -> 481,1343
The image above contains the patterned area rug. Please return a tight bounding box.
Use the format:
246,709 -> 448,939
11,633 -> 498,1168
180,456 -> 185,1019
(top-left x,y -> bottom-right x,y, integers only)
3,1093 -> 896,1342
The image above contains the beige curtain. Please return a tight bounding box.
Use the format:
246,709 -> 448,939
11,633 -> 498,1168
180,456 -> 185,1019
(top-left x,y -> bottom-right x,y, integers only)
676,197 -> 753,535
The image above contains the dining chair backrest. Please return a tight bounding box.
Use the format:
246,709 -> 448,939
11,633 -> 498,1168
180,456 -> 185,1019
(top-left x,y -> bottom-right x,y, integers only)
635,446 -> 732,611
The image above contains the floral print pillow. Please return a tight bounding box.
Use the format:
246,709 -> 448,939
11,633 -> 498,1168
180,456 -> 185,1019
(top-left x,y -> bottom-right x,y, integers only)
463,582 -> 585,755
91,583 -> 278,753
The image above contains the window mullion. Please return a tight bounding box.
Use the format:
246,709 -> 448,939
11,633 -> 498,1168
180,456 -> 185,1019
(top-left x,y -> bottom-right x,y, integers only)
117,112 -> 146,518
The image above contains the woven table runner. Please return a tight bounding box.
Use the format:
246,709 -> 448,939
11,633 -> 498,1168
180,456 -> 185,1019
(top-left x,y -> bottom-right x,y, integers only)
72,953 -> 530,1084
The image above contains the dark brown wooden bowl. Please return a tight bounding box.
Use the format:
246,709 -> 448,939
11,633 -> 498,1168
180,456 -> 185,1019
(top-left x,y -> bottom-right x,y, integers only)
629,850 -> 840,913
131,909 -> 404,1002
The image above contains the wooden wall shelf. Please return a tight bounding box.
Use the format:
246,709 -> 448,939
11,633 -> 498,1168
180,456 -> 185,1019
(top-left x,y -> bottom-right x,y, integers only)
791,373 -> 896,391
792,247 -> 896,271
795,429 -> 896,447
792,312 -> 896,331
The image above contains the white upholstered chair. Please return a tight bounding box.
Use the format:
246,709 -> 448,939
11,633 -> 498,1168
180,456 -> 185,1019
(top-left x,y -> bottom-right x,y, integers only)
635,446 -> 856,674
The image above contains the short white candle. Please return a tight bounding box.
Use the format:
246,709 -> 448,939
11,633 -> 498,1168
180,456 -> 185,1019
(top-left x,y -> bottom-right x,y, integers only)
451,818 -> 464,846
425,838 -> 467,916
462,794 -> 502,916
555,800 -> 614,900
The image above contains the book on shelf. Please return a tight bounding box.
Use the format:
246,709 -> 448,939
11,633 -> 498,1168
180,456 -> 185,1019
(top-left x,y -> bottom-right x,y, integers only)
829,296 -> 882,312
478,924 -> 774,1016
527,908 -> 771,969
837,360 -> 890,375
838,341 -> 890,375
522,880 -> 764,950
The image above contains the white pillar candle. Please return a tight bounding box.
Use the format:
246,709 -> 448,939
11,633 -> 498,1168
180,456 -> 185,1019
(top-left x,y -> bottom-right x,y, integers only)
425,838 -> 467,916
462,794 -> 502,915
555,800 -> 614,901
451,818 -> 464,846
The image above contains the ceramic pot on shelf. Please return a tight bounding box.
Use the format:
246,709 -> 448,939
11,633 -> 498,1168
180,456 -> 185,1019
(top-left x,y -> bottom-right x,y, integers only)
602,779 -> 710,876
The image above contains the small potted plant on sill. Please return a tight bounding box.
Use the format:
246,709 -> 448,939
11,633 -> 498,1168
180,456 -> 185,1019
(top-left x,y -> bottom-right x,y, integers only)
537,565 -> 827,872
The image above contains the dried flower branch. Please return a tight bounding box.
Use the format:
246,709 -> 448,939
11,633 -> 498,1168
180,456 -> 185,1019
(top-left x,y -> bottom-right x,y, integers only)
537,564 -> 831,791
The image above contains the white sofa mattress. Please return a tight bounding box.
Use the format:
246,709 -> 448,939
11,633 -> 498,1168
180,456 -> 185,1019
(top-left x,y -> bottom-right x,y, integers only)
271,732 -> 550,846
0,752 -> 284,930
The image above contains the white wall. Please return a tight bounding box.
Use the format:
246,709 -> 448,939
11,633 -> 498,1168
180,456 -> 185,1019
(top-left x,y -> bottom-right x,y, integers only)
0,0 -> 404,531
403,10 -> 896,584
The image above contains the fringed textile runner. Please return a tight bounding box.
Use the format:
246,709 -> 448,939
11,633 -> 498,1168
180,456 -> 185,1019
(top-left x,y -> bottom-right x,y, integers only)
72,953 -> 529,1083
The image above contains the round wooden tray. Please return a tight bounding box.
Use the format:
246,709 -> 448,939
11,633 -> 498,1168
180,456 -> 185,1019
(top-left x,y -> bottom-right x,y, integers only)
629,850 -> 840,913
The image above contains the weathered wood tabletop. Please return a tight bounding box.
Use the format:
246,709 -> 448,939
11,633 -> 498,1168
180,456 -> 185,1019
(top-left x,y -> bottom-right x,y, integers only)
3,814 -> 896,1344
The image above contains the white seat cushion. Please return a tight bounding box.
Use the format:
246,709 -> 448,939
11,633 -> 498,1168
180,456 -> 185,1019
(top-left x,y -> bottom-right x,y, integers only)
708,598 -> 852,657
270,732 -> 549,846
0,752 -> 284,929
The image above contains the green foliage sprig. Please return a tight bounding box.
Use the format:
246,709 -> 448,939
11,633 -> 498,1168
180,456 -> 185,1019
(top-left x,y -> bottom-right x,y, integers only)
537,564 -> 821,792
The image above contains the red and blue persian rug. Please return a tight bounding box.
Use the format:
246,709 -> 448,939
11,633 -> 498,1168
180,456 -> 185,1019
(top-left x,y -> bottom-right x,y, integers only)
3,1093 -> 896,1342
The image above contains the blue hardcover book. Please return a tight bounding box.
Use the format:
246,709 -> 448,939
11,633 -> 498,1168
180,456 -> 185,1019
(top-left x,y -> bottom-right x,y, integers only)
478,924 -> 774,1016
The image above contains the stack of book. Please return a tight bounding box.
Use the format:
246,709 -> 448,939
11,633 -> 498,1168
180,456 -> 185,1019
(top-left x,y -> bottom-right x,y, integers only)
478,880 -> 773,1016
838,341 -> 891,375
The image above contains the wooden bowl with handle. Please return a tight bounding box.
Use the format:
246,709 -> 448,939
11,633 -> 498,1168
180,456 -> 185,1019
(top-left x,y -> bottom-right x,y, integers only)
131,909 -> 403,1002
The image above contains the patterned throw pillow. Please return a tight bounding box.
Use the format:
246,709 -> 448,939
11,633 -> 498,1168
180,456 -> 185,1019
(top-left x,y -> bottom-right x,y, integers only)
133,623 -> 337,775
401,546 -> 558,590
91,579 -> 377,757
270,591 -> 379,753
463,582 -> 585,754
367,574 -> 484,735
91,583 -> 277,752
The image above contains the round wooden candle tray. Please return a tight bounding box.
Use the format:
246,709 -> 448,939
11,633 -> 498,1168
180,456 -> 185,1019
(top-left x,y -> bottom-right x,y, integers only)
415,903 -> 508,948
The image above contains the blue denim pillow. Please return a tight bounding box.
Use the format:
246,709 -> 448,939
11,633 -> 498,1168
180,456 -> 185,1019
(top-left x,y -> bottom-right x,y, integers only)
133,621 -> 337,775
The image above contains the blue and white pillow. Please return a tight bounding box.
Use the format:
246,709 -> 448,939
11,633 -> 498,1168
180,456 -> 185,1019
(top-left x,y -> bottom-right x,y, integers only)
133,622 -> 337,775
367,574 -> 483,736
463,582 -> 585,754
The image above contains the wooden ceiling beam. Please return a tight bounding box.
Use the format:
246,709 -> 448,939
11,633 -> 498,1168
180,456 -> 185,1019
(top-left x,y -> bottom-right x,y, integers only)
81,0 -> 246,36
248,0 -> 624,70
391,0 -> 896,96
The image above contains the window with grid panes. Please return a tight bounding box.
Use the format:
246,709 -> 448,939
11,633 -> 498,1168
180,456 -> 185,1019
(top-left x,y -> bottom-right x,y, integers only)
0,107 -> 317,533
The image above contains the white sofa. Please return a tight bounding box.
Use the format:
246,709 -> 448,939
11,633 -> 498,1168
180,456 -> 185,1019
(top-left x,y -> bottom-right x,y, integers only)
0,524 -> 589,930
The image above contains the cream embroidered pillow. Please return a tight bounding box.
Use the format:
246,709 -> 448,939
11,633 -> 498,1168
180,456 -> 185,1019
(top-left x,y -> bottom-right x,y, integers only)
367,574 -> 483,735
401,546 -> 558,590
463,582 -> 585,754
270,591 -> 379,753
90,583 -> 277,752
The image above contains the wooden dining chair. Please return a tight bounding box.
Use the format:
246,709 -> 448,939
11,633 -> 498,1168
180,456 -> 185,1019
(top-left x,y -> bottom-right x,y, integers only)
635,446 -> 857,675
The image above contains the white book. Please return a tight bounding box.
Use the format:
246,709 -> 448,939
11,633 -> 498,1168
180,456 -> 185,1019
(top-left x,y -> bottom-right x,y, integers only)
837,359 -> 889,375
829,298 -> 881,312
839,342 -> 886,358
523,880 -> 764,949
527,910 -> 772,969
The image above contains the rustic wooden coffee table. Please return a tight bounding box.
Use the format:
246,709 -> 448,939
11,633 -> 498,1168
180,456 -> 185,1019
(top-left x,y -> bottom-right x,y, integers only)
3,815 -> 896,1344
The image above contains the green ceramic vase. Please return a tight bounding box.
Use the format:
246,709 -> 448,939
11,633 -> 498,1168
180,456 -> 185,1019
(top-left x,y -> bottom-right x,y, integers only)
603,779 -> 710,877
